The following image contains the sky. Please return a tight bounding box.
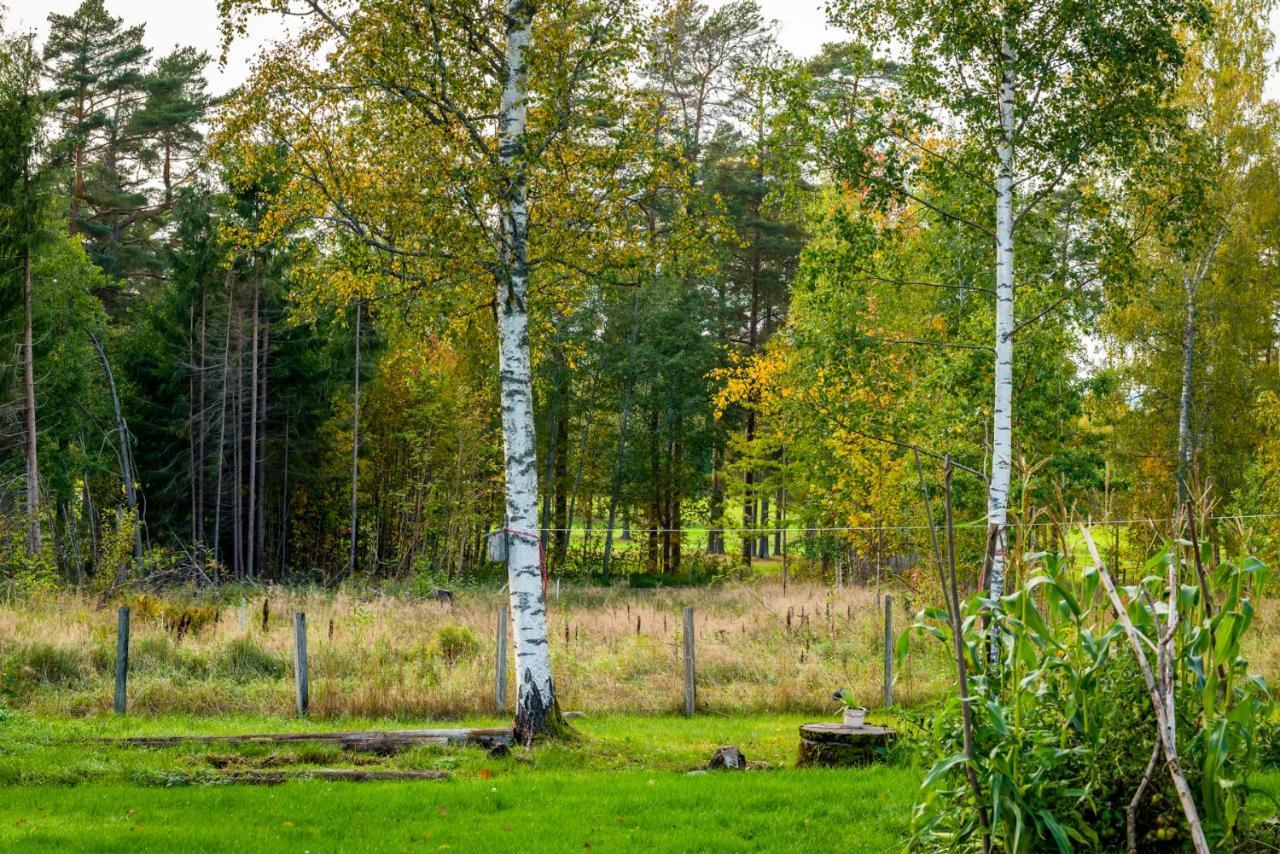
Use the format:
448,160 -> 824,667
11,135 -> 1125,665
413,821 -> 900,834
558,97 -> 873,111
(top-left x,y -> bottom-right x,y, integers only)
12,0 -> 1280,100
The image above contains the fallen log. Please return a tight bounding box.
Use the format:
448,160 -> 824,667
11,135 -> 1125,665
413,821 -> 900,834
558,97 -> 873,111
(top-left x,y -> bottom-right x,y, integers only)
110,727 -> 514,754
221,768 -> 450,785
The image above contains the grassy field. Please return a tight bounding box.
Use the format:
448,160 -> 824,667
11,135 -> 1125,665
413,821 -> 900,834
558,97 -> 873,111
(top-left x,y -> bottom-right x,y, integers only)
7,580 -> 1280,850
0,712 -> 920,852
0,581 -> 956,718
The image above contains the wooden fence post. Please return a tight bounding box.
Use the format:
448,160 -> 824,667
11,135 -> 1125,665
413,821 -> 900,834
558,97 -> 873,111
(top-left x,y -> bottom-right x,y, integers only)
683,607 -> 696,716
495,606 -> 508,712
294,612 -> 309,716
114,606 -> 130,714
883,594 -> 894,708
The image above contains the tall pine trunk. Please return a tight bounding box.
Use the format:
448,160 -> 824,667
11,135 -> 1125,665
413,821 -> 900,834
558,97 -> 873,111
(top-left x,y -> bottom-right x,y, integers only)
257,319 -> 268,579
22,246 -> 40,555
197,289 -> 207,545
246,276 -> 259,580
497,0 -> 562,742
349,300 -> 361,579
602,302 -> 641,578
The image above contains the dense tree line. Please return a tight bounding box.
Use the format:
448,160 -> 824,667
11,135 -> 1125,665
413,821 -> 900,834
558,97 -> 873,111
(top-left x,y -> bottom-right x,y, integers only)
2,0 -> 1278,602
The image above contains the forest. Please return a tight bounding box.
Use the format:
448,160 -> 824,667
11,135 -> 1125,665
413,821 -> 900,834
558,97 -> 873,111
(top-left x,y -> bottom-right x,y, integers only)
4,0 -> 1274,596
2,0 -> 1280,850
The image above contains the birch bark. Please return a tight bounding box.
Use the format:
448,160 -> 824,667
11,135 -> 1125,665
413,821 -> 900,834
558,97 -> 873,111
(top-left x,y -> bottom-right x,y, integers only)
1177,271 -> 1196,504
497,0 -> 562,742
986,34 -> 1016,629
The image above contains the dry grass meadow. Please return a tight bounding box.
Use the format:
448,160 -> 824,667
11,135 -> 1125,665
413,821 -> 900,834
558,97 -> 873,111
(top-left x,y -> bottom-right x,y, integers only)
0,581 -> 965,719
7,577 -> 1280,721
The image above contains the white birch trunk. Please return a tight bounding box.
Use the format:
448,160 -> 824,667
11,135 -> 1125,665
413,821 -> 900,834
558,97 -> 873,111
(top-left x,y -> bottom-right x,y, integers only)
987,35 -> 1016,622
497,0 -> 561,742
1177,272 -> 1195,504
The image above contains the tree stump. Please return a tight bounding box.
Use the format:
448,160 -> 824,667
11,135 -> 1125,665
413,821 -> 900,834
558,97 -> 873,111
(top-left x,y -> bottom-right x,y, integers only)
796,723 -> 895,768
706,745 -> 746,770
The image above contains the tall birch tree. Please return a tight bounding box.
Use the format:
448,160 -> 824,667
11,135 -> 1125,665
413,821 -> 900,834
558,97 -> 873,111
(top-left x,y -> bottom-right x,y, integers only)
217,0 -> 637,739
825,0 -> 1209,614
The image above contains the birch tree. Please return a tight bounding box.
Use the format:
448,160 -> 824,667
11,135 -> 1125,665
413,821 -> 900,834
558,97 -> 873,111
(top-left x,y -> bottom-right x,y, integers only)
826,0 -> 1209,615
217,0 -> 636,739
1103,0 -> 1280,514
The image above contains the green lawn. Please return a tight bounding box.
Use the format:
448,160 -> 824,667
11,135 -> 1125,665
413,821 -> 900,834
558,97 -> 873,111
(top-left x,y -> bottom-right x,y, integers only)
4,711 -> 1279,851
0,768 -> 917,852
0,712 -> 920,852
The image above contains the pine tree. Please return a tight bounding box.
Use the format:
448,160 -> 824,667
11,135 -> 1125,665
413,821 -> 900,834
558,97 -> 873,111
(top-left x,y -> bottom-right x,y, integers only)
43,0 -> 152,289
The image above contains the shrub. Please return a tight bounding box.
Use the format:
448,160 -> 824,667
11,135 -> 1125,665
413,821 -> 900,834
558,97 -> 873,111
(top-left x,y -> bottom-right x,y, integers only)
432,624 -> 480,664
215,636 -> 287,681
1,641 -> 90,696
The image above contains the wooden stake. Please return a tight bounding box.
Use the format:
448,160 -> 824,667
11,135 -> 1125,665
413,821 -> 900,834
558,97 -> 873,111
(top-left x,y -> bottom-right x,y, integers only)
495,607 -> 508,712
114,606 -> 130,714
883,594 -> 894,707
682,607 -> 696,716
293,612 -> 309,716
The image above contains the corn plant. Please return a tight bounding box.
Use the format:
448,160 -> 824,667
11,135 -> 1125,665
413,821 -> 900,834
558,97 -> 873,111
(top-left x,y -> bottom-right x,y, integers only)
898,541 -> 1272,852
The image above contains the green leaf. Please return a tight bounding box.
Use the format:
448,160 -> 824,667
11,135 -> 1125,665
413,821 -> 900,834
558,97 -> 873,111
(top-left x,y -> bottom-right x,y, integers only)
921,753 -> 968,789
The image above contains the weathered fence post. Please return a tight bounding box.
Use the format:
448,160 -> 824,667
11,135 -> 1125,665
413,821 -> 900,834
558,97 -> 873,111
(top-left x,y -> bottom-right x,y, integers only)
883,594 -> 894,708
113,606 -> 130,714
683,607 -> 696,716
495,606 -> 508,712
240,597 -> 247,632
294,612 -> 309,716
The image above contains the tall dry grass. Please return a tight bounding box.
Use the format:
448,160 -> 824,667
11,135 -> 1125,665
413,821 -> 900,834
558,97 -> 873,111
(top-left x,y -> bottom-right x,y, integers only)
0,582 -> 955,719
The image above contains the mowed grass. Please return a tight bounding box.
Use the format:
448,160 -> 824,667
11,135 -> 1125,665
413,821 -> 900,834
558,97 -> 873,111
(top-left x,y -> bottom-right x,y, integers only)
4,712 -> 1280,850
0,712 -> 918,852
0,768 -> 917,852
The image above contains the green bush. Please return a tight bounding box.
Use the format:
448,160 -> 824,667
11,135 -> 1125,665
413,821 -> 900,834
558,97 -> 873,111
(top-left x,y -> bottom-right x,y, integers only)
215,636 -> 287,681
432,624 -> 480,664
0,641 -> 90,695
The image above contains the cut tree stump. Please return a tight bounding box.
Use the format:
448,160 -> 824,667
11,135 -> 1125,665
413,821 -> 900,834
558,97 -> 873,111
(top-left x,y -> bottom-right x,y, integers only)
706,745 -> 746,770
796,723 -> 895,768
221,768 -> 450,785
111,728 -> 513,755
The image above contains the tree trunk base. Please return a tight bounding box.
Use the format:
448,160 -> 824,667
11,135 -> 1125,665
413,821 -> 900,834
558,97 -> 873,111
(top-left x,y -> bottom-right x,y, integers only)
796,723 -> 895,768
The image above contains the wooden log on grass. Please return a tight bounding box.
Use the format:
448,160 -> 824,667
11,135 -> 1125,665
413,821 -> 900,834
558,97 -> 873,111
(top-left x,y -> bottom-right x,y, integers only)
222,768 -> 450,785
110,727 -> 515,753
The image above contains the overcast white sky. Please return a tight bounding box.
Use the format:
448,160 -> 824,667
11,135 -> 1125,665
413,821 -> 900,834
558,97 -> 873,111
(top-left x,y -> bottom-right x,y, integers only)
12,0 -> 1280,99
